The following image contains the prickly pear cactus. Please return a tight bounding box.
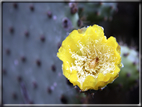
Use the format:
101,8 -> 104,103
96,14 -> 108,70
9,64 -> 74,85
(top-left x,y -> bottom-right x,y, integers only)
65,3 -> 80,29
78,3 -> 117,24
109,45 -> 139,90
2,2 -> 81,104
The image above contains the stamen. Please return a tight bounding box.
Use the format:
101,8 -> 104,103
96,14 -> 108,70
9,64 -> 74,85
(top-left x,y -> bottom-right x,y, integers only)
89,57 -> 99,69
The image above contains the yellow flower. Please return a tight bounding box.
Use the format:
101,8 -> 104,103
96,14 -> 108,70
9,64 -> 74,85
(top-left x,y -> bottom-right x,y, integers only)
57,24 -> 122,91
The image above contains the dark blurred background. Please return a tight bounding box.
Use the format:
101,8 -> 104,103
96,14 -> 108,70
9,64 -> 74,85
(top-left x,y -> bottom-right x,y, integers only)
109,2 -> 139,51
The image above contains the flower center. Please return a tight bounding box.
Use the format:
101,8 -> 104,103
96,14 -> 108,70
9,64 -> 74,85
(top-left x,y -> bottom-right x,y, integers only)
89,57 -> 99,69
69,40 -> 116,85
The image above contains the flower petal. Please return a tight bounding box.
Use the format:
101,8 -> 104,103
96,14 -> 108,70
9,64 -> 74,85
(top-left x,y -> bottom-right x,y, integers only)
82,75 -> 96,91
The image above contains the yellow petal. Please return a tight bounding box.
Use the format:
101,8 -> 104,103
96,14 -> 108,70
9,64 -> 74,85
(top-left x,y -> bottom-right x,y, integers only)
69,70 -> 81,87
107,36 -> 118,49
62,63 -> 70,78
82,75 -> 96,91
